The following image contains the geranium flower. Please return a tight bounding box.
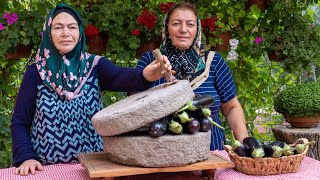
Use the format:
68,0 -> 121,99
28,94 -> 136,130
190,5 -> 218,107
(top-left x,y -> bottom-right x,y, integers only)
6,13 -> 18,25
254,36 -> 263,44
201,17 -> 218,33
229,38 -> 239,50
11,13 -> 18,21
0,23 -> 4,31
227,38 -> 240,61
159,2 -> 175,14
85,24 -> 100,36
226,50 -> 239,61
138,9 -> 157,30
3,12 -> 10,19
2,12 -> 19,25
131,29 -> 141,36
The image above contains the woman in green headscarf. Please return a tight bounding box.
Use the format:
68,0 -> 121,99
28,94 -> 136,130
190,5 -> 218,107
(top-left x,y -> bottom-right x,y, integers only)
11,4 -> 173,176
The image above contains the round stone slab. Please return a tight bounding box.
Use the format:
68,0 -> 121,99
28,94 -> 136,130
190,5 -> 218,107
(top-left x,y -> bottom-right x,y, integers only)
92,80 -> 194,136
102,131 -> 211,167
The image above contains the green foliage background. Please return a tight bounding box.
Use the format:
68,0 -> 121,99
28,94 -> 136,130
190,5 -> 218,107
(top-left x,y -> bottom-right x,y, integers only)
0,0 -> 319,168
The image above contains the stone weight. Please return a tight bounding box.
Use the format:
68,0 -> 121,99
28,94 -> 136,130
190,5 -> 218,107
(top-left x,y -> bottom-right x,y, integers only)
92,80 -> 194,136
103,131 -> 211,167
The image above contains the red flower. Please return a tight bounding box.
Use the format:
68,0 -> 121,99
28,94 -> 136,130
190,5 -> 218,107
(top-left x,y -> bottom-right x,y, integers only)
159,2 -> 175,14
201,17 -> 218,33
131,29 -> 141,36
85,24 -> 100,36
138,9 -> 157,30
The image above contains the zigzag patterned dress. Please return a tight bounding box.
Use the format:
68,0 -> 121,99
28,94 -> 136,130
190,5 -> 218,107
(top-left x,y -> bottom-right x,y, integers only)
30,75 -> 103,164
11,58 -> 150,166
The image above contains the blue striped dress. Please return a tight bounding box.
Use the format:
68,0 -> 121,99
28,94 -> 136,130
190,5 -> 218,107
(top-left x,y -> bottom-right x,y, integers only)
137,51 -> 237,150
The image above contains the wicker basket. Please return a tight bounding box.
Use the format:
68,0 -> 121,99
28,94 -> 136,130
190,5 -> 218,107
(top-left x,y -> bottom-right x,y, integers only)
224,138 -> 310,175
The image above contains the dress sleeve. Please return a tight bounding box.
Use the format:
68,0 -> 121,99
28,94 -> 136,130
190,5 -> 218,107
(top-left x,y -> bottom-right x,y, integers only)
11,64 -> 39,167
97,57 -> 151,92
212,52 -> 237,103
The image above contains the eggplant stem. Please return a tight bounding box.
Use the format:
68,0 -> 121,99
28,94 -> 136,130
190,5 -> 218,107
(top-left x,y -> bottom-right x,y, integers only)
207,116 -> 225,130
177,100 -> 193,112
230,131 -> 236,142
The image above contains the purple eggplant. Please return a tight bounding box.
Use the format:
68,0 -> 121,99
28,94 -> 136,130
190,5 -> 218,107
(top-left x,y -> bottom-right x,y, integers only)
198,117 -> 212,132
269,141 -> 285,148
149,120 -> 167,137
185,118 -> 200,134
243,137 -> 265,158
229,131 -> 249,157
263,144 -> 283,158
269,141 -> 294,156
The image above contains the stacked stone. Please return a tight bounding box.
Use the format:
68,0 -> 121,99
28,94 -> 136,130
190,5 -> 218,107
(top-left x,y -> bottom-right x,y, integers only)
92,80 -> 211,167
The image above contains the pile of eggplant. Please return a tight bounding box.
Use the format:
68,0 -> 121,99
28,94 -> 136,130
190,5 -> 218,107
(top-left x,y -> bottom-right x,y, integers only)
130,94 -> 224,137
229,131 -> 315,158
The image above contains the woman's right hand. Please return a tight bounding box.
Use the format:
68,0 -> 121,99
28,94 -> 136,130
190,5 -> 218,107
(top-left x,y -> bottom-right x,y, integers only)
15,159 -> 44,176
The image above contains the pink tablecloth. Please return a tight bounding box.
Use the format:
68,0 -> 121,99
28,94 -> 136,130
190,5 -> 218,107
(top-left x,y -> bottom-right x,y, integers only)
1,150 -> 320,180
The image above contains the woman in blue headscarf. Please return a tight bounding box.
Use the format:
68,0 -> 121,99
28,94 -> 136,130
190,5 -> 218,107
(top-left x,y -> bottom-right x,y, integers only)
11,4 -> 173,176
137,2 -> 248,151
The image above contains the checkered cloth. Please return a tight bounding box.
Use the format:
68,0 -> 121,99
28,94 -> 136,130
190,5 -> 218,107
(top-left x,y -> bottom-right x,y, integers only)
1,151 -> 320,180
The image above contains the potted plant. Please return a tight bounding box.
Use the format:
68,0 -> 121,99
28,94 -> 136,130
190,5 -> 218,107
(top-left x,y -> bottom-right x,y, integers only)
133,1 -> 174,58
84,24 -> 108,54
198,0 -> 247,52
269,13 -> 320,72
0,1 -> 52,60
246,0 -> 320,72
273,81 -> 320,128
83,0 -> 142,63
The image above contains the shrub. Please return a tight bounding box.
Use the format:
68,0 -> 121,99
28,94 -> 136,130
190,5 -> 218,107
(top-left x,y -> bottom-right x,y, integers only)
274,81 -> 320,117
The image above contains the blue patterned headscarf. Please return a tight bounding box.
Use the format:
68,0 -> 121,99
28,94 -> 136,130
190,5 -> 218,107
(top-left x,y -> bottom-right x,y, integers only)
160,3 -> 206,81
35,4 -> 99,100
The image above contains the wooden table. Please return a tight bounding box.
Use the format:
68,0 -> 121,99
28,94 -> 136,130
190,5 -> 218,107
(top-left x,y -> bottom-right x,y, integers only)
272,125 -> 320,160
78,152 -> 234,180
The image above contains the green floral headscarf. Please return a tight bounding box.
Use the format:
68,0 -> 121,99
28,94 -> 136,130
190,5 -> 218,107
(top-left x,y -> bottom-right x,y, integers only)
160,3 -> 206,81
35,4 -> 100,100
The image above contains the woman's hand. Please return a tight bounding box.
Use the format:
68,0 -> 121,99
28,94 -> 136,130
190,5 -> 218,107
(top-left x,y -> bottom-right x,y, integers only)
143,55 -> 175,82
15,159 -> 43,176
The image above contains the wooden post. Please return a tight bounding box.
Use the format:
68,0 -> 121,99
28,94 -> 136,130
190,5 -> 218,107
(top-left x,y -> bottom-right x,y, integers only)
272,125 -> 320,160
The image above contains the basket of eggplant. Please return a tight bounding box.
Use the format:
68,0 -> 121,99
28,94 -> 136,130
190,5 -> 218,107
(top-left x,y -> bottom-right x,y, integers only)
224,131 -> 315,175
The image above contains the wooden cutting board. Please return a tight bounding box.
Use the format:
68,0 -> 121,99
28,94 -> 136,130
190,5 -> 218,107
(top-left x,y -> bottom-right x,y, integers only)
78,152 -> 234,179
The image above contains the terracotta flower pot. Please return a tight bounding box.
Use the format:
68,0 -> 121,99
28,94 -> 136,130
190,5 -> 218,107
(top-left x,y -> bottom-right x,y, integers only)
135,39 -> 161,58
285,115 -> 320,128
245,0 -> 267,11
210,31 -> 231,52
6,44 -> 33,59
86,32 -> 108,54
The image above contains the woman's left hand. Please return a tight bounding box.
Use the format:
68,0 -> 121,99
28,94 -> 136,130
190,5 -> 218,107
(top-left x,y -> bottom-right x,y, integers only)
143,55 -> 175,82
